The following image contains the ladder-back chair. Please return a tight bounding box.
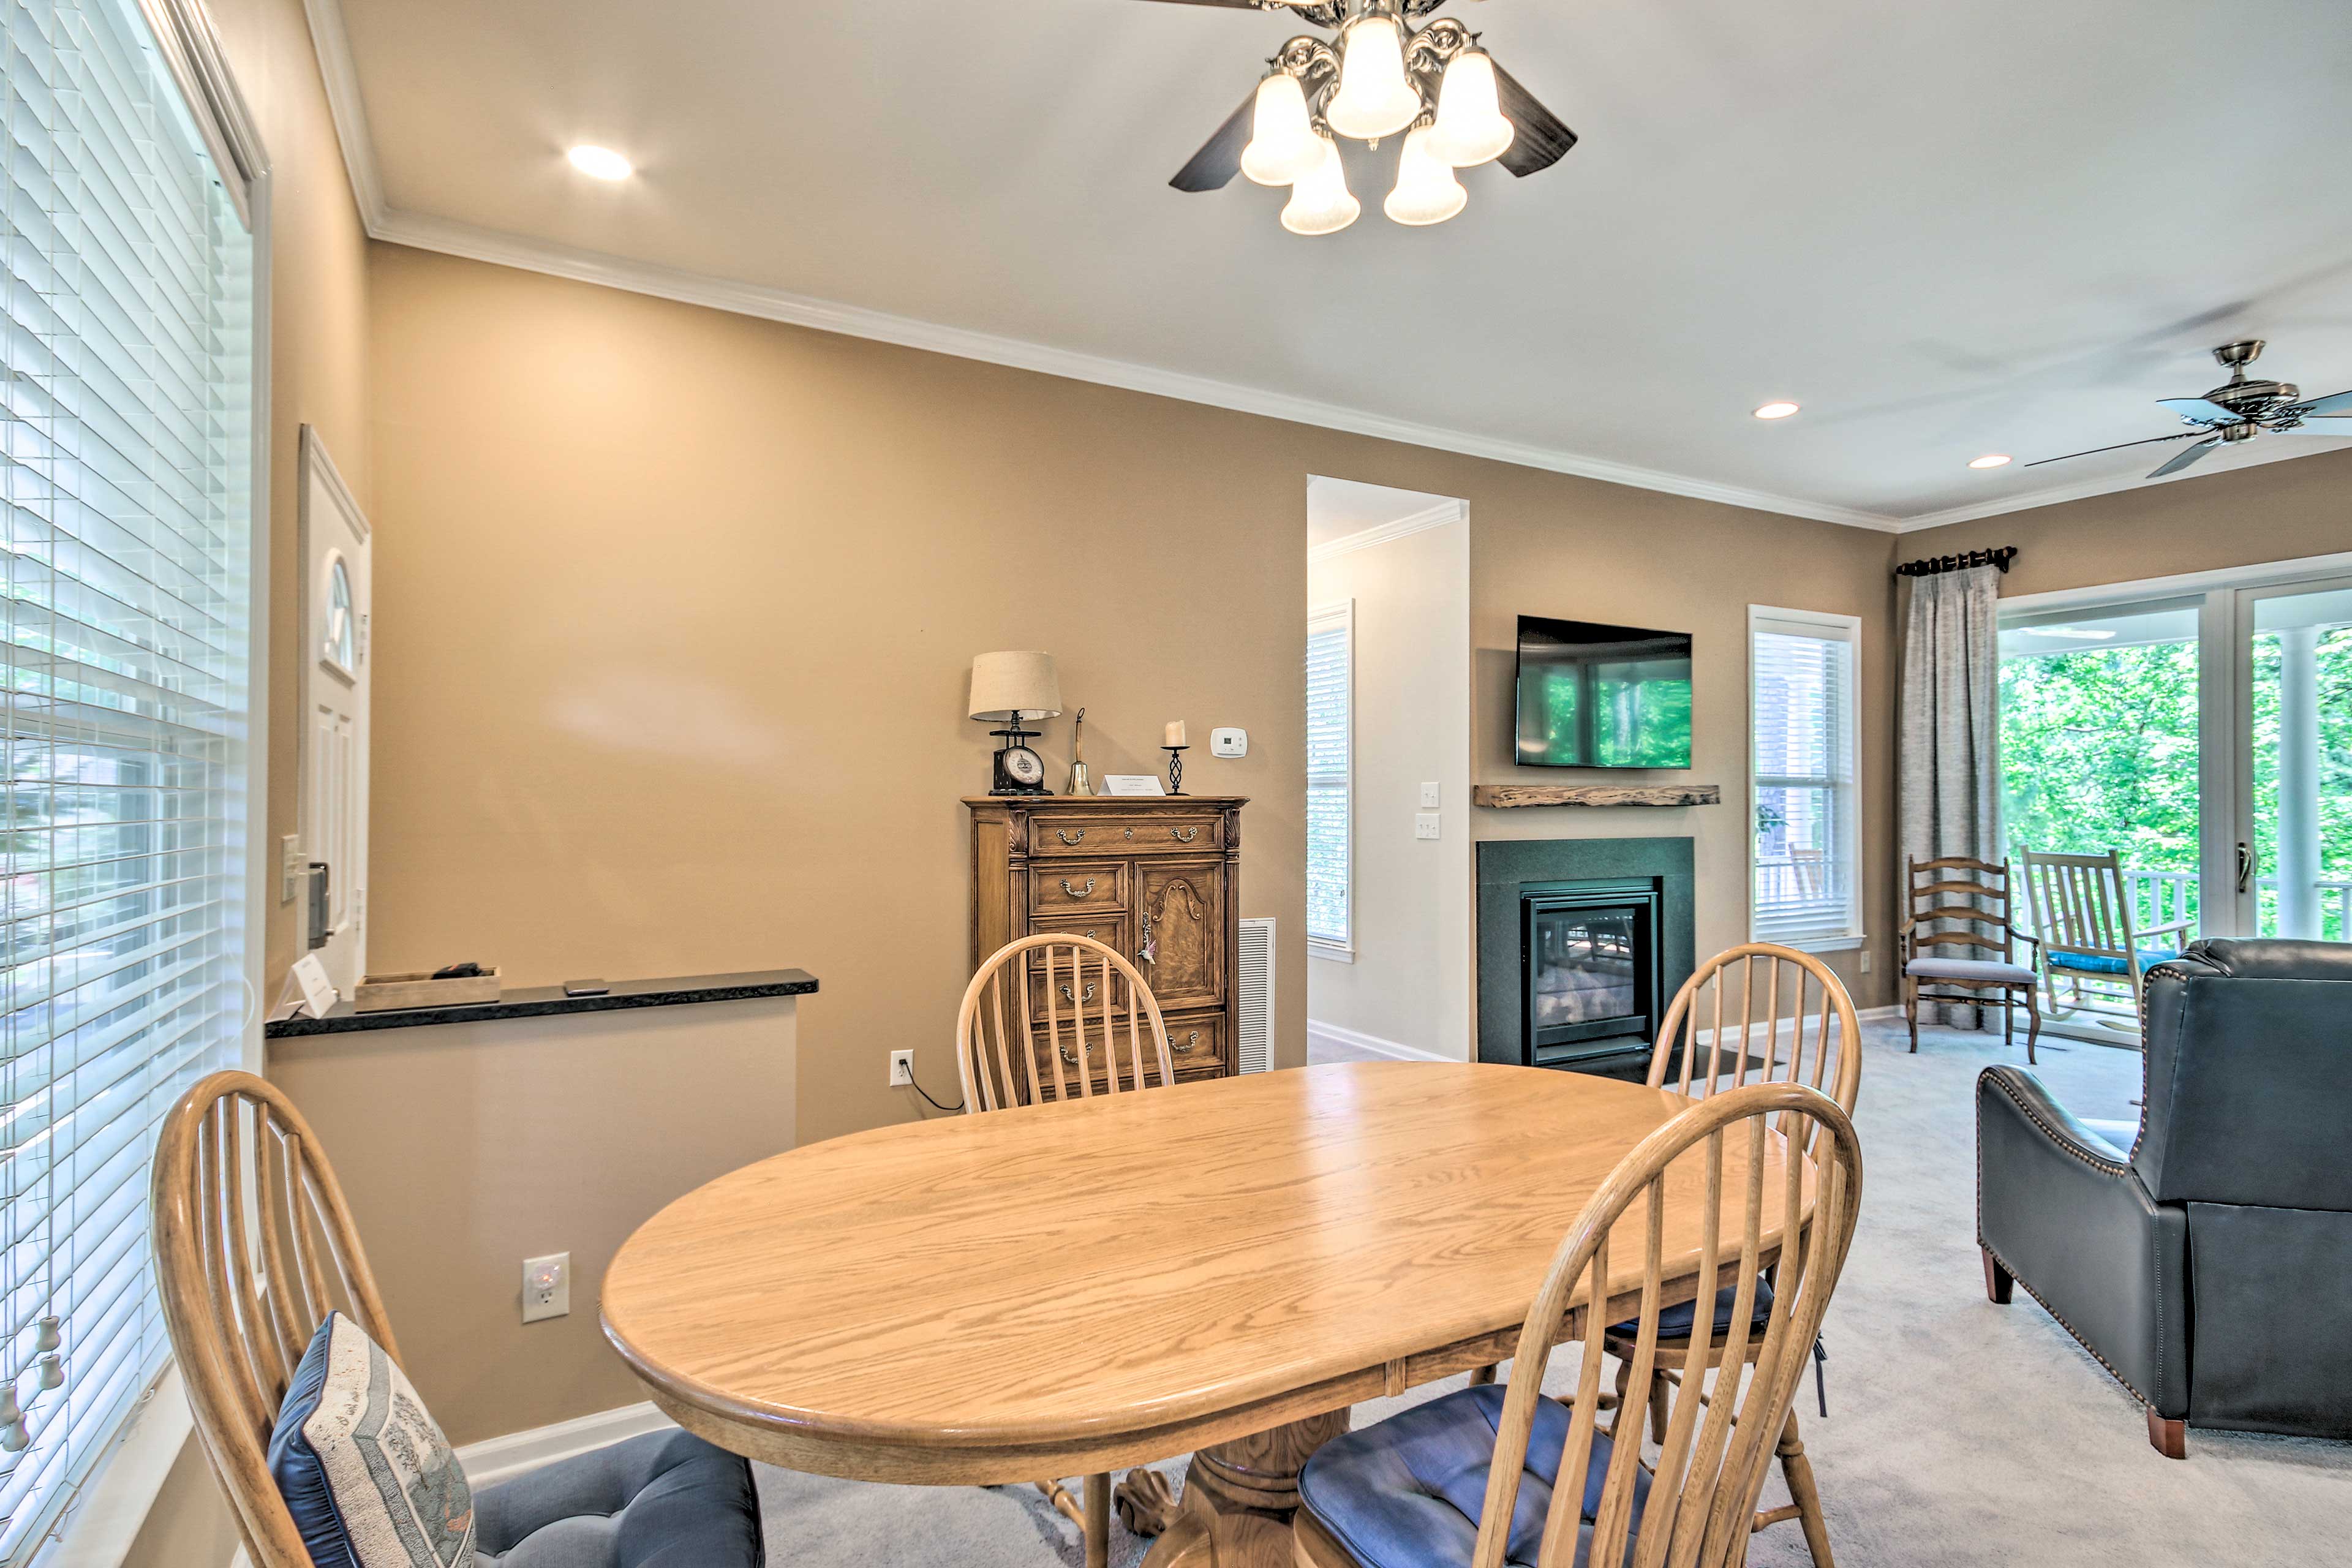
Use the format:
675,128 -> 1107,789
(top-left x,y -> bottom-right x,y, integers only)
956,932 -> 1174,1111
1616,943 -> 1860,1567
1899,855 -> 2041,1061
954,933 -> 1178,1567
152,1072 -> 764,1568
1295,1082 -> 1866,1568
2018,848 -> 2190,1032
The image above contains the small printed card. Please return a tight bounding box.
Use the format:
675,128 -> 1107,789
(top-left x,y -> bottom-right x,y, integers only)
289,953 -> 339,1019
1100,774 -> 1167,797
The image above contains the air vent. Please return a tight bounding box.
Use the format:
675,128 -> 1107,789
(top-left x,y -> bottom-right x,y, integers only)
1237,918 -> 1275,1073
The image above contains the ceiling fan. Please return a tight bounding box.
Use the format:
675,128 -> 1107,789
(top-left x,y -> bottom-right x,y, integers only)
1140,0 -> 1576,234
2028,341 -> 2352,479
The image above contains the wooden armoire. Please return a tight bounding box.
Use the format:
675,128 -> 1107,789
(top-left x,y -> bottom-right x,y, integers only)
966,795 -> 1245,1098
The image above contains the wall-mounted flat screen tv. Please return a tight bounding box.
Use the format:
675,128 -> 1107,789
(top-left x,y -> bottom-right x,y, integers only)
1514,615 -> 1693,768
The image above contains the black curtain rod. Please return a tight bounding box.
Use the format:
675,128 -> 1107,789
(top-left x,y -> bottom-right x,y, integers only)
1895,546 -> 2017,579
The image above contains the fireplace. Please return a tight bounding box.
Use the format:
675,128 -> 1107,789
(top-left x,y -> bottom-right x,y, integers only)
1520,880 -> 1664,1067
1477,838 -> 1694,1077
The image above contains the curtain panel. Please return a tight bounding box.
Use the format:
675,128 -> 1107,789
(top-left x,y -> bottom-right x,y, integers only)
1899,565 -> 2003,1024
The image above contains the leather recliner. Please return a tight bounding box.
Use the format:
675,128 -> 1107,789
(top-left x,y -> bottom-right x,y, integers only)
1977,938 -> 2352,1457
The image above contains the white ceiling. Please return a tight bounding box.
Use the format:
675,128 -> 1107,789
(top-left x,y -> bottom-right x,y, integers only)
1306,475 -> 1460,549
322,0 -> 2352,527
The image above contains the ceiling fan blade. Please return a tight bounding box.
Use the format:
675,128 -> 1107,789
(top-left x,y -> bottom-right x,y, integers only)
2290,388 -> 2352,417
1490,63 -> 1578,177
2156,397 -> 2239,425
1169,89 -> 1258,192
2147,435 -> 2221,478
2022,431 -> 2204,469
1118,0 -> 1276,8
2274,421 -> 2352,435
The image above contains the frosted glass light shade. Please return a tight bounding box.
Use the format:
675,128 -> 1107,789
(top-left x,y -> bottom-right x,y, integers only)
970,651 -> 1063,721
1242,73 -> 1324,186
1281,136 -> 1360,236
1384,126 -> 1466,226
1428,50 -> 1514,167
1325,15 -> 1422,141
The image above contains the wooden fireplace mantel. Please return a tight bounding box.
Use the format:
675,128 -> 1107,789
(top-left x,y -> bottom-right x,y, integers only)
1472,783 -> 1723,809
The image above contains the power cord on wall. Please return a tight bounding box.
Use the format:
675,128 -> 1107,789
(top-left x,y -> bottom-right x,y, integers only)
905,1073 -> 963,1114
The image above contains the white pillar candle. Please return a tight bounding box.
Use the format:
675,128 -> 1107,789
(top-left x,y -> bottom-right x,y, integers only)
1164,720 -> 1188,748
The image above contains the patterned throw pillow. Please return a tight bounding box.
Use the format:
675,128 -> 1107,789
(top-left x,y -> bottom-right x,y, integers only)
267,1313 -> 477,1568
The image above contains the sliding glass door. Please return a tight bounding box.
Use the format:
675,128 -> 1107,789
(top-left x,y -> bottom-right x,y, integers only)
1996,555 -> 2352,1035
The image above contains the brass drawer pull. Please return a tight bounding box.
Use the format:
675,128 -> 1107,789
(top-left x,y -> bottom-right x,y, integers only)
1181,1030 -> 1202,1050
1058,982 -> 1098,1005
1055,828 -> 1085,845
1059,1043 -> 1084,1066
1060,877 -> 1096,898
1170,826 -> 1200,843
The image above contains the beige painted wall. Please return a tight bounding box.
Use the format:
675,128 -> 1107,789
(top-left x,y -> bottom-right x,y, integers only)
1469,486 -> 1902,1010
1902,447 -> 2352,597
124,0 -> 371,1559
1306,521 -> 1473,1056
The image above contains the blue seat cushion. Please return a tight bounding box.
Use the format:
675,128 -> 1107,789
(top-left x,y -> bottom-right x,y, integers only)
1298,1384 -> 1646,1568
1608,1276 -> 1773,1342
475,1428 -> 764,1568
2048,948 -> 2178,976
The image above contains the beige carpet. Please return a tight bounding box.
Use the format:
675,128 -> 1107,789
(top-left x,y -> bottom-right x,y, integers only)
755,1022 -> 2352,1565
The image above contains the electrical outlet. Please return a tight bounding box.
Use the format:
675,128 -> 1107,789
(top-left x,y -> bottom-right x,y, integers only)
280,835 -> 303,903
889,1049 -> 915,1088
1414,813 -> 1441,840
1858,949 -> 1872,974
522,1253 -> 569,1323
1420,782 -> 1441,809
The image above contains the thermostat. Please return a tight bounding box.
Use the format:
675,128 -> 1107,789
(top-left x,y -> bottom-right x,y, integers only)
1210,728 -> 1248,758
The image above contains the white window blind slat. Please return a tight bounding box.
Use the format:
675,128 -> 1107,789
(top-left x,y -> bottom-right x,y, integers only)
0,0 -> 253,1556
1751,612 -> 1860,946
1306,603 -> 1351,950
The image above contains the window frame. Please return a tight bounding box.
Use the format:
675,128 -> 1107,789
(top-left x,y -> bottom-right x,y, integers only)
1306,600 -> 1354,962
18,1 -> 274,1561
1747,605 -> 1864,953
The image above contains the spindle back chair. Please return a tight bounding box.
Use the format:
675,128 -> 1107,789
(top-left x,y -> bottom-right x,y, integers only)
1649,943 -> 1862,1132
956,933 -> 1174,1112
151,1071 -> 398,1568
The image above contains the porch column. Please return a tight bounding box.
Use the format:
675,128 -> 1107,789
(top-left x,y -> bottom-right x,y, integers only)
2275,625 -> 2321,940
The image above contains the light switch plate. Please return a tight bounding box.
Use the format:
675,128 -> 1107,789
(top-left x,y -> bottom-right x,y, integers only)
1414,813 -> 1441,840
1420,782 -> 1441,809
1210,727 -> 1247,758
522,1253 -> 570,1323
280,835 -> 303,903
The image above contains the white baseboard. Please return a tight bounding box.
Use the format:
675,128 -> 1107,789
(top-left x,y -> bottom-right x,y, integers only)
1307,1020 -> 1453,1063
1858,1005 -> 1901,1023
456,1401 -> 679,1489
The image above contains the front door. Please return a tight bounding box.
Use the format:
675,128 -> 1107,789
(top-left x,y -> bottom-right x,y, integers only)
299,429 -> 371,995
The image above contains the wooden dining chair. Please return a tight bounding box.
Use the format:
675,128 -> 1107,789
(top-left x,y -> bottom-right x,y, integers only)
2018,847 -> 2190,1033
151,1071 -> 763,1568
1295,1080 -> 1866,1568
956,932 -> 1175,1111
954,933 -> 1177,1567
1609,943 -> 1860,1568
1899,854 -> 2041,1060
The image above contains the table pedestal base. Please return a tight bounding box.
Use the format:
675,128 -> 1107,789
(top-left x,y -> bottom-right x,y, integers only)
1120,1409 -> 1351,1568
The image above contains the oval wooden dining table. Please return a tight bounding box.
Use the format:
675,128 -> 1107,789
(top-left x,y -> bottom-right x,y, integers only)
601,1060 -> 1803,1568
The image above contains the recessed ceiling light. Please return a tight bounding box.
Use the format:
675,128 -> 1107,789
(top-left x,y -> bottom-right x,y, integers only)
1969,453 -> 2013,469
1752,401 -> 1801,420
566,145 -> 633,181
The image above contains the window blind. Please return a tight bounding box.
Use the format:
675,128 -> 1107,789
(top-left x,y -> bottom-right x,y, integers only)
1305,604 -> 1351,949
1,0 -> 254,1556
1751,614 -> 1858,946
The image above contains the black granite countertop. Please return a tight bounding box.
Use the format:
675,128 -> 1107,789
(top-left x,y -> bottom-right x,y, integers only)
265,969 -> 818,1039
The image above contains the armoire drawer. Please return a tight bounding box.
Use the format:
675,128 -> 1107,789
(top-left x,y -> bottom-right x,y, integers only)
1029,812 -> 1224,857
1025,1012 -> 1226,1098
1030,862 -> 1126,913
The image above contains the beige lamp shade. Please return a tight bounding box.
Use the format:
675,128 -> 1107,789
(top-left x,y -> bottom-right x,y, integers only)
969,651 -> 1063,722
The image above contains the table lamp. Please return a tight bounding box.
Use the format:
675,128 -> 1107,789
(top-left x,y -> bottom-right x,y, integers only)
970,651 -> 1062,796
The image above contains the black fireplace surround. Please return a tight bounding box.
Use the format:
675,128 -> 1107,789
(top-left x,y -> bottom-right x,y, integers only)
1479,837 -> 1696,1076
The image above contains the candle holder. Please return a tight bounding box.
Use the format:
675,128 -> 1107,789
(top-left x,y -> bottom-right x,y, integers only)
1163,745 -> 1189,796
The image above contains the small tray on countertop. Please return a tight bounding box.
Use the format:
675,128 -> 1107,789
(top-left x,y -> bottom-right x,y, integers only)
352,967 -> 502,1012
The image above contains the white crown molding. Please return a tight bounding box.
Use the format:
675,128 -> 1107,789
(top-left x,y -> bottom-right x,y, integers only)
301,0 -> 386,230
1309,499 -> 1468,562
1889,437 -> 2351,533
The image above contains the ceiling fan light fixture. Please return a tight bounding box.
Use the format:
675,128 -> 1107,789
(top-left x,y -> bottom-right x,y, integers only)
1384,126 -> 1467,225
1326,13 -> 1422,142
1752,401 -> 1801,420
1969,453 -> 2013,469
1428,48 -> 1514,167
1241,72 -> 1324,187
1281,134 -> 1360,236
